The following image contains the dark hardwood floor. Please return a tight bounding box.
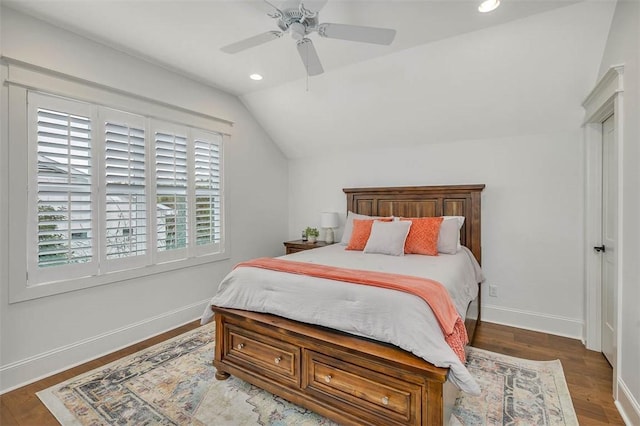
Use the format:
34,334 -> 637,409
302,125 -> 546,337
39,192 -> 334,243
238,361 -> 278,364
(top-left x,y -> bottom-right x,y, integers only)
473,322 -> 624,425
0,320 -> 624,425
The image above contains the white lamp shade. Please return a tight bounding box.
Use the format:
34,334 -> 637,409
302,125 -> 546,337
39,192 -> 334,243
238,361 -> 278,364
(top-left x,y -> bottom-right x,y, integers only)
320,212 -> 339,228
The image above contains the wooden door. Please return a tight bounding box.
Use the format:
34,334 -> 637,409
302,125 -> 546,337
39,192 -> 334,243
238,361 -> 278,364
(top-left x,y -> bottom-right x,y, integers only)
601,114 -> 617,368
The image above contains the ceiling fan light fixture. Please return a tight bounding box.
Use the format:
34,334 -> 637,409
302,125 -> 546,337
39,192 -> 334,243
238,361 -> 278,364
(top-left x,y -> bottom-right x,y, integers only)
290,22 -> 306,40
249,73 -> 263,81
478,0 -> 500,13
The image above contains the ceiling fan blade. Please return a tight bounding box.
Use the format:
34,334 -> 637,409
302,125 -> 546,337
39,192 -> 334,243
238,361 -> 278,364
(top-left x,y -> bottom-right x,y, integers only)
261,0 -> 284,18
300,0 -> 328,14
296,38 -> 324,76
246,0 -> 283,18
318,23 -> 396,45
221,31 -> 283,54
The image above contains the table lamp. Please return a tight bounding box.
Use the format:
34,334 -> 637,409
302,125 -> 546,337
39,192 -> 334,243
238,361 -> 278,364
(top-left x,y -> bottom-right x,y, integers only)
320,212 -> 339,244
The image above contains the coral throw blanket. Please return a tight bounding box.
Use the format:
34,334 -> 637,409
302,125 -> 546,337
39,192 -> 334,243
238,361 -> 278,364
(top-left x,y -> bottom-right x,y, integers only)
235,257 -> 468,362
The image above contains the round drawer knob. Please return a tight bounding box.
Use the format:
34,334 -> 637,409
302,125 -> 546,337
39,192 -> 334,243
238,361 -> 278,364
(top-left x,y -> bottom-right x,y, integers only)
274,357 -> 281,365
324,375 -> 332,383
236,343 -> 244,350
381,396 -> 389,405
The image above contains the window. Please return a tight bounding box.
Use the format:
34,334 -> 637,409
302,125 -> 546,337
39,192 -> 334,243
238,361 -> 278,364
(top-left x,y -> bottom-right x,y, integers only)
102,110 -> 148,272
25,92 -> 226,286
194,132 -> 223,250
28,95 -> 97,284
155,127 -> 189,257
5,61 -> 232,303
37,107 -> 93,268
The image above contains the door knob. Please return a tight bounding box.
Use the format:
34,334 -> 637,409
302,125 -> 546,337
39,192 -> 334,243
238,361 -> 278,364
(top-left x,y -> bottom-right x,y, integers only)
594,245 -> 606,253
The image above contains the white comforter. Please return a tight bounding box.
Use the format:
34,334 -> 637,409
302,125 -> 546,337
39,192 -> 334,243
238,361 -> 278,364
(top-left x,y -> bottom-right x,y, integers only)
202,244 -> 484,394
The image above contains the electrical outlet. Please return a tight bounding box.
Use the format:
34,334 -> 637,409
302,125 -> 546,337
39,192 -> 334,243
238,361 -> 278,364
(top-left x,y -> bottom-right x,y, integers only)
489,284 -> 498,297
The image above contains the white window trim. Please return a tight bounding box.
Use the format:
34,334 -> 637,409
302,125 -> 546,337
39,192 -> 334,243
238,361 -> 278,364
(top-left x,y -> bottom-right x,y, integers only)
5,61 -> 231,304
3,57 -> 233,134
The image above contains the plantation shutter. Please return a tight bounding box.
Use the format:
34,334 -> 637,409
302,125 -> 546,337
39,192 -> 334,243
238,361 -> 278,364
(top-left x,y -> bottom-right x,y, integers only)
24,90 -> 229,292
194,131 -> 223,250
104,113 -> 147,263
155,129 -> 188,254
36,107 -> 93,268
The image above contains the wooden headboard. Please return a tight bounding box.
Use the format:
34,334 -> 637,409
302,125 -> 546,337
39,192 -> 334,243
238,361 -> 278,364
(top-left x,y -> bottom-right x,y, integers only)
344,185 -> 485,264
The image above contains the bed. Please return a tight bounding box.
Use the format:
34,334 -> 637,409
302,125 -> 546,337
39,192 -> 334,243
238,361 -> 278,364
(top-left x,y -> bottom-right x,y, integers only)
207,184 -> 485,425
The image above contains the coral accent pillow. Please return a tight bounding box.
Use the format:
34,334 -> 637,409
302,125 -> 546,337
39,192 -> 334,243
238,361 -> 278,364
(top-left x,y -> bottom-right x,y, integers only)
340,212 -> 392,245
401,217 -> 444,255
346,218 -> 392,251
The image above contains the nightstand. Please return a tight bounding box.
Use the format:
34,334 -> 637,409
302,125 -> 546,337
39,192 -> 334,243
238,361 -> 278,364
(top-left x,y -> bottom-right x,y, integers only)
283,239 -> 333,255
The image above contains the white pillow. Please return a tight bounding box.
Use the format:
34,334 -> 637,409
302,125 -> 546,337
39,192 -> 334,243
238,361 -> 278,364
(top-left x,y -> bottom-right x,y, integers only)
363,220 -> 412,256
340,211 -> 385,245
438,216 -> 465,254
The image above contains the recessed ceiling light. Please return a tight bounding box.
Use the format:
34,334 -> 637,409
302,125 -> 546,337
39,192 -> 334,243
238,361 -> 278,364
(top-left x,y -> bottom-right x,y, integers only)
478,0 -> 500,13
249,73 -> 263,81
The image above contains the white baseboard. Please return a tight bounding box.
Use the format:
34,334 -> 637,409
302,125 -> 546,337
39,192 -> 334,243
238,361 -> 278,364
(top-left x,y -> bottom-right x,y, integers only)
616,378 -> 640,426
481,304 -> 584,340
0,299 -> 210,394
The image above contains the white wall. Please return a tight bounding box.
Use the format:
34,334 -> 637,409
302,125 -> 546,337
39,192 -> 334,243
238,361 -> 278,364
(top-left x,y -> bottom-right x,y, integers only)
242,1 -> 614,160
0,8 -> 288,392
284,2 -> 617,339
597,1 -> 640,423
289,131 -> 585,338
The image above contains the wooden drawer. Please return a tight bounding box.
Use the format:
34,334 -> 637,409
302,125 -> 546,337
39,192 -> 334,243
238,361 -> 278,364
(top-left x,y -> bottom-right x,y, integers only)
223,324 -> 300,385
303,351 -> 422,424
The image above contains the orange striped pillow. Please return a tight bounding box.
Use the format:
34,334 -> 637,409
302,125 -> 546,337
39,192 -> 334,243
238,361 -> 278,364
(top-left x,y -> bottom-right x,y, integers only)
401,217 -> 444,255
346,218 -> 392,251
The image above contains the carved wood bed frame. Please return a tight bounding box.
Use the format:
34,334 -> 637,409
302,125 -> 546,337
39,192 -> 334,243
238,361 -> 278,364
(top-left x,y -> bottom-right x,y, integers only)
212,184 -> 485,425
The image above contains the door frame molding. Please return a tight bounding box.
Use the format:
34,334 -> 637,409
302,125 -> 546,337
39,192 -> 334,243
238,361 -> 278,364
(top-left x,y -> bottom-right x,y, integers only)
582,64 -> 624,391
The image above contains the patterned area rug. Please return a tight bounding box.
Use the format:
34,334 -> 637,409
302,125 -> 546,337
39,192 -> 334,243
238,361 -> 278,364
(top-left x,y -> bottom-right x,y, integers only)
38,323 -> 578,425
451,347 -> 578,425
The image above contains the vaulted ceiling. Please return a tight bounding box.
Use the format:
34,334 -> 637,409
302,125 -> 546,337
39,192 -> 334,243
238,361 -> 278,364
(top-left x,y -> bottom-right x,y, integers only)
4,0 -> 616,158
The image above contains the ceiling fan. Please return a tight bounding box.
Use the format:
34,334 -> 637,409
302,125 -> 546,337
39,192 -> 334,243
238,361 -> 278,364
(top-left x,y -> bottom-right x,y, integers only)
220,0 -> 397,76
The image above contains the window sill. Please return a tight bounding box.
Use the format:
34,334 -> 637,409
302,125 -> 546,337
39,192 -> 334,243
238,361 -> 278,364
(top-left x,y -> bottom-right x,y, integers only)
9,251 -> 231,304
